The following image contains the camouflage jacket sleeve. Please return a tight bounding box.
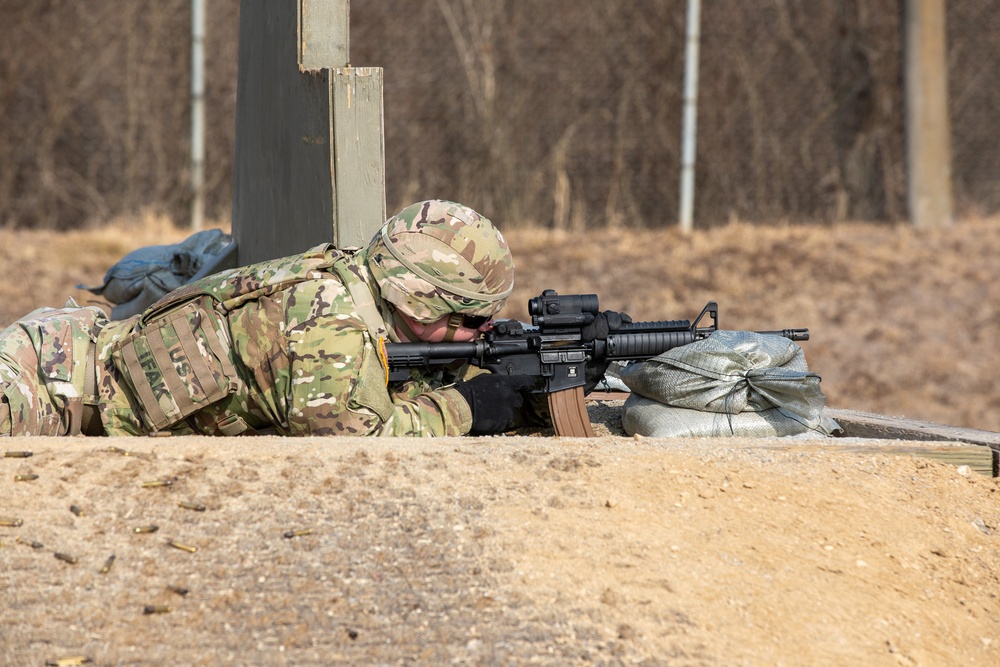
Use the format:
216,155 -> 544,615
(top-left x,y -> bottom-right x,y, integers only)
228,277 -> 473,437
282,317 -> 473,437
378,379 -> 474,437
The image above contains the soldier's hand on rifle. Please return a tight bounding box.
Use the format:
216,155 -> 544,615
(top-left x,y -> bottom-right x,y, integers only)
581,310 -> 632,341
455,374 -> 536,435
581,309 -> 632,393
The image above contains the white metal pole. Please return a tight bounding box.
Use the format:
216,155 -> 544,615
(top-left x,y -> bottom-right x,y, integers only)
679,0 -> 702,233
191,0 -> 206,230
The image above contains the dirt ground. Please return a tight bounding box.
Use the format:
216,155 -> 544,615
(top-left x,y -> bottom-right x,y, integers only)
2,216 -> 1000,665
2,436 -> 999,666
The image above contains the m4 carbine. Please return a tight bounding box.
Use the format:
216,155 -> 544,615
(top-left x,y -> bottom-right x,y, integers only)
385,289 -> 809,437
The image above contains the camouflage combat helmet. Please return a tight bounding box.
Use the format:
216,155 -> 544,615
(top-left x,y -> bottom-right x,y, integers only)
367,200 -> 515,322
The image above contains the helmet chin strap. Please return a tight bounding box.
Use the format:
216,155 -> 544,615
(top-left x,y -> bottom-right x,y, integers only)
387,303 -> 420,342
394,317 -> 420,343
443,313 -> 464,342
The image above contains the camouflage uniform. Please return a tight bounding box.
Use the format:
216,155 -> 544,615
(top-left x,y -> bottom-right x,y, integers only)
0,302 -> 107,436
0,200 -> 514,437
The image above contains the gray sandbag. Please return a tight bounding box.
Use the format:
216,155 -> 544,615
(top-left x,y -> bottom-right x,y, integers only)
78,229 -> 233,320
618,330 -> 841,438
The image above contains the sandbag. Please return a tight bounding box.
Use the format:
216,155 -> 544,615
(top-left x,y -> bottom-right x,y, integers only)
78,229 -> 233,320
617,330 -> 841,438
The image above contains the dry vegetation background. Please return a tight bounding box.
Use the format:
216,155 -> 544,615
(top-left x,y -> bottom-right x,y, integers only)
1,1 -> 999,230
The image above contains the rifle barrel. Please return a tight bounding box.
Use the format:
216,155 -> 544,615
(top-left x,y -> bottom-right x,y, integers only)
756,328 -> 810,341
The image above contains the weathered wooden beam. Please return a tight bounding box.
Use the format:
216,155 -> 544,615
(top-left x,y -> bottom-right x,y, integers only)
233,0 -> 386,265
298,0 -> 349,70
823,408 -> 998,476
330,67 -> 386,248
585,395 -> 999,476
764,440 -> 995,478
826,408 -> 1000,449
904,0 -> 954,229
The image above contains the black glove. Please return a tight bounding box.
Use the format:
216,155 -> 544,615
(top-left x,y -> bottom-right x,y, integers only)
581,310 -> 632,342
581,310 -> 632,392
455,374 -> 536,435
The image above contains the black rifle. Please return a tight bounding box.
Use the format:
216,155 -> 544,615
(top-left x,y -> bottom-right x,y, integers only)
385,290 -> 809,435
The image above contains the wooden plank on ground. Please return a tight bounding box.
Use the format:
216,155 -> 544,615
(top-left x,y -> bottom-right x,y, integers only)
585,397 -> 1000,476
767,441 -> 995,477
827,408 -> 1000,477
826,408 -> 1000,448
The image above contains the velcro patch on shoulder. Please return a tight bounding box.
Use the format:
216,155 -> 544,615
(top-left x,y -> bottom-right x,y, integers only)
350,337 -> 394,422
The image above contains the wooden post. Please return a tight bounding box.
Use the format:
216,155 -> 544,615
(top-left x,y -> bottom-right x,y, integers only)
904,0 -> 954,229
330,67 -> 386,249
298,0 -> 349,70
233,0 -> 386,266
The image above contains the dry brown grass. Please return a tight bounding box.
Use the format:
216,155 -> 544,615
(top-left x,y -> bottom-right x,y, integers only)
2,215 -> 998,432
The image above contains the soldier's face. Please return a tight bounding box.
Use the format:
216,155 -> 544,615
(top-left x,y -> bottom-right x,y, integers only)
395,312 -> 492,343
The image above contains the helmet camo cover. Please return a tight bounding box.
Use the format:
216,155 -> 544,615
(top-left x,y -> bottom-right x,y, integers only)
367,200 -> 515,322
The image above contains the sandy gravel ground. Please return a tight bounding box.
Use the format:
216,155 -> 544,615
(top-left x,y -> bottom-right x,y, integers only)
2,432 -> 999,666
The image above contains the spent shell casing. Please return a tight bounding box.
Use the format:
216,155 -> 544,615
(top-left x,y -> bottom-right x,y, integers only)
45,656 -> 93,666
0,517 -> 23,527
167,540 -> 198,553
147,431 -> 172,438
105,446 -> 135,456
16,536 -> 44,549
283,528 -> 313,539
142,479 -> 173,488
133,525 -> 159,534
54,552 -> 78,565
142,604 -> 172,614
4,450 -> 32,458
14,474 -> 39,482
100,555 -> 116,574
178,501 -> 206,512
70,505 -> 84,517
167,584 -> 190,596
